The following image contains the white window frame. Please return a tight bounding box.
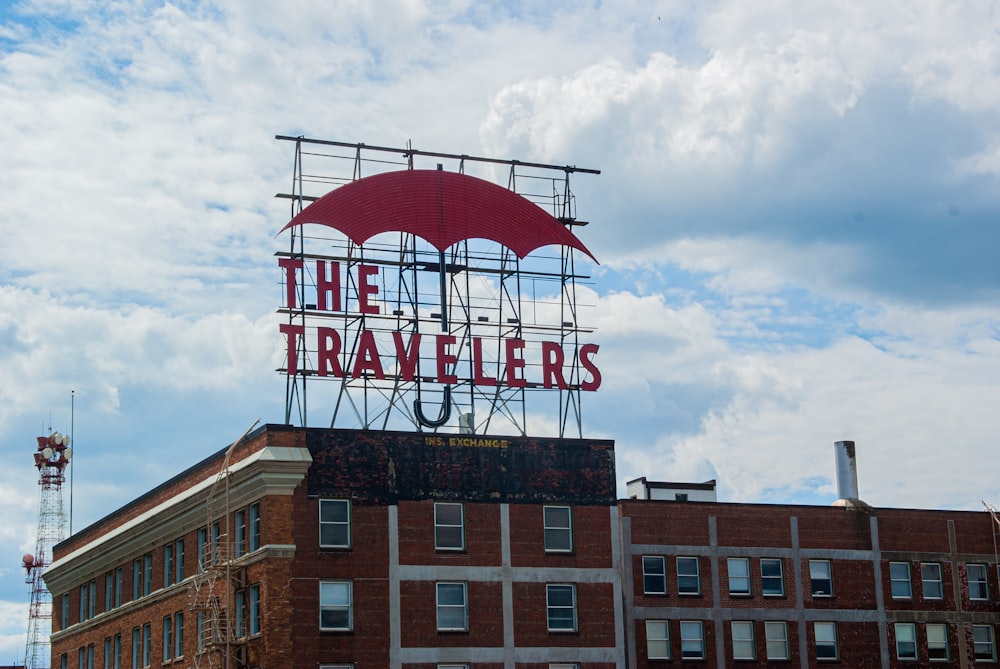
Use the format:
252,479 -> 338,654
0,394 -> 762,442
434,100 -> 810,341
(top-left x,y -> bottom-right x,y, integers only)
543,506 -> 573,552
921,562 -> 943,599
173,612 -> 183,659
319,499 -> 352,548
680,620 -> 705,660
546,584 -> 577,632
926,622 -> 949,662
968,563 -> 989,601
765,621 -> 789,660
642,556 -> 666,594
728,557 -> 751,596
435,582 -> 469,632
814,621 -> 838,661
434,502 -> 465,551
889,561 -> 912,599
810,559 -> 833,597
761,558 -> 784,596
974,624 -> 996,661
894,622 -> 916,661
319,581 -> 353,631
732,620 -> 755,660
162,616 -> 173,663
676,556 -> 701,595
646,620 -> 670,659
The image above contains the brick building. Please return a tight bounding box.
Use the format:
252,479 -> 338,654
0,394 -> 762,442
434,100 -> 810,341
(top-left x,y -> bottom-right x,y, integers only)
45,426 -> 1000,669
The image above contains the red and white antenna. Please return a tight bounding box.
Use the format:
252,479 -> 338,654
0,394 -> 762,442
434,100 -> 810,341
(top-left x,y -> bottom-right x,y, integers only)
24,430 -> 72,669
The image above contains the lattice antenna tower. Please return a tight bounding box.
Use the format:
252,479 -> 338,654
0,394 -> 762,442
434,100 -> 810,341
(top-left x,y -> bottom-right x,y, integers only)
23,432 -> 72,669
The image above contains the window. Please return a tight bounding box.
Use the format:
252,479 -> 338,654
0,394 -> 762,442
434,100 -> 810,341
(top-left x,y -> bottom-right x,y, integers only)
320,581 -> 352,631
141,623 -> 151,668
164,544 -> 174,588
646,620 -> 670,659
543,506 -> 573,552
922,562 -> 943,599
131,628 -> 139,669
810,559 -> 833,597
765,621 -> 789,660
79,647 -> 85,669
142,554 -> 152,596
761,558 -> 784,596
249,584 -> 260,635
894,622 -> 916,661
211,521 -> 221,563
320,499 -> 351,548
61,653 -> 67,669
61,592 -> 69,628
196,612 -> 205,652
889,562 -> 912,599
234,509 -> 246,557
174,541 -> 184,584
162,616 -> 173,662
113,634 -> 121,669
105,572 -> 113,612
197,528 -> 208,571
926,623 -> 949,661
132,558 -> 142,599
974,625 -> 996,661
677,557 -> 700,595
680,620 -> 705,660
814,622 -> 838,661
436,582 -> 468,631
434,502 -> 464,550
174,612 -> 184,658
103,638 -> 111,669
88,581 -> 96,618
642,556 -> 666,594
675,493 -> 689,501
114,568 -> 122,608
79,584 -> 87,622
235,589 -> 246,638
732,621 -> 755,660
248,503 -> 261,552
968,563 -> 989,600
728,557 -> 751,596
546,584 -> 577,632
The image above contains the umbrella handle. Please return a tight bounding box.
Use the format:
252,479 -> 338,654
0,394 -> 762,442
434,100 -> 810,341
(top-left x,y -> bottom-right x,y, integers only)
415,386 -> 452,428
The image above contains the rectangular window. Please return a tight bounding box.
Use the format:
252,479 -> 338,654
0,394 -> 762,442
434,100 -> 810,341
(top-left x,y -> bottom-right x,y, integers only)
436,582 -> 468,631
141,623 -> 150,668
646,620 -> 670,659
234,508 -> 246,557
546,584 -> 577,632
103,638 -> 111,669
174,540 -> 184,584
543,506 -> 573,552
113,634 -> 121,669
732,620 -> 755,660
105,572 -> 113,612
319,499 -> 351,548
320,581 -> 352,631
889,562 -> 912,598
761,558 -> 784,596
79,584 -> 87,622
434,502 -> 464,550
196,612 -> 205,652
248,503 -> 261,552
163,544 -> 174,588
142,554 -> 152,596
974,625 -> 996,661
728,557 -> 751,596
968,563 -> 989,600
79,647 -> 85,669
61,653 -> 67,669
132,558 -> 142,599
680,620 -> 705,660
131,628 -> 139,669
211,521 -> 221,563
677,556 -> 701,595
927,623 -> 949,661
235,589 -> 246,638
197,527 -> 208,572
810,559 -> 833,597
765,621 -> 789,660
88,581 -> 96,619
815,621 -> 838,661
87,644 -> 94,669
642,556 -> 667,594
174,612 -> 184,658
895,622 -> 916,661
114,568 -> 122,608
922,562 -> 943,599
62,592 -> 69,628
162,616 -> 173,662
249,584 -> 260,635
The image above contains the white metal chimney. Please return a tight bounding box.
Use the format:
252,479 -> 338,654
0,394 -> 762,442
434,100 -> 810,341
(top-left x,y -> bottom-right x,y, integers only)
833,440 -> 870,508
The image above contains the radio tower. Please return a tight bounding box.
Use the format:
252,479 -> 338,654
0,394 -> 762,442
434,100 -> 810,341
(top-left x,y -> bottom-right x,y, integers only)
22,432 -> 72,669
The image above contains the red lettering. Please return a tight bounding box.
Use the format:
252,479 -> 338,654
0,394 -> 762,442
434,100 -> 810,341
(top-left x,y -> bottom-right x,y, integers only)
316,327 -> 343,377
279,323 -> 304,374
278,258 -> 303,309
351,329 -> 385,379
392,332 -> 421,381
580,343 -> 601,391
541,341 -> 567,389
472,337 -> 497,386
505,338 -> 527,388
436,334 -> 457,384
316,260 -> 341,311
357,265 -> 380,314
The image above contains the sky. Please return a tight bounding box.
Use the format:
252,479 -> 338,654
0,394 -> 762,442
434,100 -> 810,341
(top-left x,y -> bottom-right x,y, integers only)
2,0 -> 999,660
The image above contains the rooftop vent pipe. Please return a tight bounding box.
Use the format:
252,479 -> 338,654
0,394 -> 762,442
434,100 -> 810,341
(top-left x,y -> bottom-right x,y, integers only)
833,440 -> 870,509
